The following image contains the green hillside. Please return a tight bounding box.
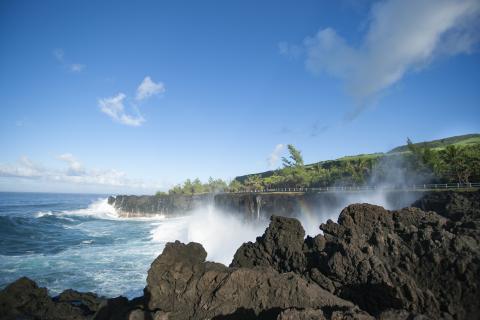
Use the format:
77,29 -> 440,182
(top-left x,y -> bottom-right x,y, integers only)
161,134 -> 480,195
388,134 -> 480,153
235,133 -> 480,184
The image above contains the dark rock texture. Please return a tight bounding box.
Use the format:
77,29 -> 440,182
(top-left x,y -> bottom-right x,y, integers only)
0,277 -> 104,319
110,190 -> 425,219
214,191 -> 425,220
232,190 -> 480,319
145,241 -> 366,320
108,194 -> 212,218
1,190 -> 479,319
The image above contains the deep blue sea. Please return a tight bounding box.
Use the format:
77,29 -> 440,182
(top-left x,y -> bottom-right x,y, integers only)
0,192 -> 267,299
0,192 -> 190,298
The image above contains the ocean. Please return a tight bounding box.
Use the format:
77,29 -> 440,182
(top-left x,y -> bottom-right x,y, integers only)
0,192 -> 267,299
0,192 -> 188,298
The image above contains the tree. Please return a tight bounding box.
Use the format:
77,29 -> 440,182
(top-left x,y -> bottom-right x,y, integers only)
440,145 -> 480,183
244,175 -> 264,191
228,179 -> 244,192
406,137 -> 440,182
168,184 -> 183,195
192,178 -> 204,194
282,144 -> 304,167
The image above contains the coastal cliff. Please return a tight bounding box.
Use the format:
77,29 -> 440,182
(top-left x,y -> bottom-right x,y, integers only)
1,190 -> 479,319
109,190 -> 426,219
107,193 -> 212,217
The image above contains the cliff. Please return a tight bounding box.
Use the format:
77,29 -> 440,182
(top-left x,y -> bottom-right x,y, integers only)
214,190 -> 426,220
109,190 -> 427,219
107,193 -> 213,217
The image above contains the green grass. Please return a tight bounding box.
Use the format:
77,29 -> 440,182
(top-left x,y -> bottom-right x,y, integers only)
388,134 -> 480,153
236,133 -> 480,181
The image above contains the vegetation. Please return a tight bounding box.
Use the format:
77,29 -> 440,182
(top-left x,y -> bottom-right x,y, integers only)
388,134 -> 480,153
156,134 -> 480,195
159,177 -> 228,196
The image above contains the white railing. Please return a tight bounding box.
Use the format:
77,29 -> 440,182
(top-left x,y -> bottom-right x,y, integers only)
224,182 -> 480,194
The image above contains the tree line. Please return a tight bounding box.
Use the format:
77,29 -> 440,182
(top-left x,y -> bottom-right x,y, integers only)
156,139 -> 480,195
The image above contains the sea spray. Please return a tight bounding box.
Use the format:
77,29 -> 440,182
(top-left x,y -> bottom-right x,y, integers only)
150,205 -> 268,265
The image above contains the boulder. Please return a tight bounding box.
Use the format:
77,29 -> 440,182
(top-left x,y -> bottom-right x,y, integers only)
0,277 -> 94,320
145,241 -> 360,320
230,215 -> 306,272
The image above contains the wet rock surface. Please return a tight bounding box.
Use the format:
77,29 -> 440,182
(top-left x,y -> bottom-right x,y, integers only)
1,190 -> 479,319
232,190 -> 480,319
108,194 -> 212,218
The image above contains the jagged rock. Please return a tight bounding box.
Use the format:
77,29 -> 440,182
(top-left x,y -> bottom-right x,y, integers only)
0,277 -> 94,320
145,241 -> 360,320
276,308 -> 327,320
93,296 -> 146,320
232,199 -> 480,319
412,190 -> 480,222
56,289 -> 104,314
230,215 -> 306,272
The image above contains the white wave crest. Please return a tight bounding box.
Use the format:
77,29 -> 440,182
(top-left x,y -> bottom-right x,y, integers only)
35,211 -> 53,218
60,198 -> 167,221
61,198 -> 120,220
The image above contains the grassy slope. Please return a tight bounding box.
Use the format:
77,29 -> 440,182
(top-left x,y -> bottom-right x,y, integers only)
236,133 -> 480,181
388,134 -> 480,153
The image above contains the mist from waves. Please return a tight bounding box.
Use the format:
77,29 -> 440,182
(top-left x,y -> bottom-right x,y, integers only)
293,189 -> 421,236
0,193 -> 266,299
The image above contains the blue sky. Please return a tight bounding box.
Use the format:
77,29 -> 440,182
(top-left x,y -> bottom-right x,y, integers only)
1,0 -> 479,194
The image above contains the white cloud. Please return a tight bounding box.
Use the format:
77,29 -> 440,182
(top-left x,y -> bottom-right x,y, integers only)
70,63 -> 86,72
58,153 -> 85,175
136,76 -> 165,101
98,93 -> 145,126
0,156 -> 43,178
53,48 -> 86,73
267,144 -> 285,169
278,41 -> 303,58
99,76 -> 166,126
53,48 -> 64,61
292,0 -> 480,116
0,155 -> 162,190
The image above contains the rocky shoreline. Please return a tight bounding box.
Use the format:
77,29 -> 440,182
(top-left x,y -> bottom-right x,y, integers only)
109,190 -> 426,220
1,190 -> 479,319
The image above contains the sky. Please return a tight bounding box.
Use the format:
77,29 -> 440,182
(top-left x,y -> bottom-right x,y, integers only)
0,0 -> 479,194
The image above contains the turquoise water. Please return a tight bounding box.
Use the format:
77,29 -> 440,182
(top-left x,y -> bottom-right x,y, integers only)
0,192 -> 174,298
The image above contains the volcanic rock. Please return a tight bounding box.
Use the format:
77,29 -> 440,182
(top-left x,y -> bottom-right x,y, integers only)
0,277 -> 100,320
232,197 -> 480,319
145,240 -> 364,320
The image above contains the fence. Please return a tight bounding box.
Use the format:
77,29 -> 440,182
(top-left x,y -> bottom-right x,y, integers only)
224,182 -> 480,194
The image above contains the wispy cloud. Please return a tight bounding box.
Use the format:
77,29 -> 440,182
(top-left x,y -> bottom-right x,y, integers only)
267,144 -> 285,169
0,156 -> 44,178
0,155 -> 161,190
58,153 -> 85,175
98,93 -> 145,127
278,41 -> 303,59
53,48 -> 86,73
310,122 -> 329,137
70,63 -> 86,72
283,0 -> 480,118
136,76 -> 165,101
99,77 -> 166,126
